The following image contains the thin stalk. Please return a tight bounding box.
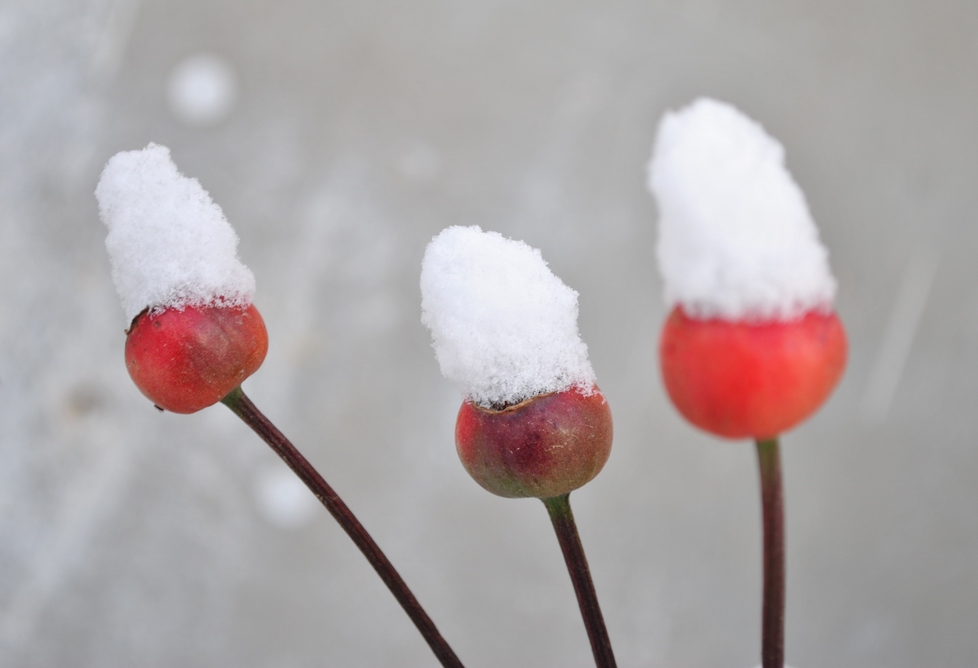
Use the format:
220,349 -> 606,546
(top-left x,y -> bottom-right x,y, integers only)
221,387 -> 464,668
542,493 -> 617,668
756,437 -> 785,668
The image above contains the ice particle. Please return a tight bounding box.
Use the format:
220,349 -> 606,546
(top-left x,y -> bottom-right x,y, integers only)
253,464 -> 319,530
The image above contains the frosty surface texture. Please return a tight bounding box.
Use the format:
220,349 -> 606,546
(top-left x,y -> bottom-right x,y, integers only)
421,225 -> 596,407
96,143 -> 255,322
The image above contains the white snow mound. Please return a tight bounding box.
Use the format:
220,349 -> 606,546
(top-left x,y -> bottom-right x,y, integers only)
420,226 -> 596,407
96,143 -> 255,323
648,98 -> 836,321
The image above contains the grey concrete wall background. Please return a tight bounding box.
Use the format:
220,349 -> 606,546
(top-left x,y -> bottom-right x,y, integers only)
2,1 -> 977,666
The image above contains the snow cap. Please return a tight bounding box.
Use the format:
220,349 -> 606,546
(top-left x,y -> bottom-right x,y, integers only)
420,226 -> 596,408
648,97 -> 836,321
96,143 -> 256,323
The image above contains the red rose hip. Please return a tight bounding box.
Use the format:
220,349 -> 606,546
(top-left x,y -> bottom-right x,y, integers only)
125,304 -> 268,413
455,387 -> 613,499
660,306 -> 846,439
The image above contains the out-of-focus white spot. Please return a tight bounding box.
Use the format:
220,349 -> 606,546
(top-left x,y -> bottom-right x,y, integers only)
167,53 -> 238,127
253,464 -> 319,529
398,143 -> 441,183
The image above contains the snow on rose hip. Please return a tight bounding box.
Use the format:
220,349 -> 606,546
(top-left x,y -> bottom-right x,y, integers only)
647,98 -> 847,668
96,143 -> 266,411
648,99 -> 846,440
420,225 -> 612,499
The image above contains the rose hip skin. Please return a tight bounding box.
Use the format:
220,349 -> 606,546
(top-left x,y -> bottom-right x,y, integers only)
660,306 -> 846,440
125,304 -> 268,414
455,387 -> 613,499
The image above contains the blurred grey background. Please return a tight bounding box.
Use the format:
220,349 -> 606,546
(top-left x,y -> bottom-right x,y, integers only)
2,1 -> 977,666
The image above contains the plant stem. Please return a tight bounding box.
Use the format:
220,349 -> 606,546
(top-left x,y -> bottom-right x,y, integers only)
542,493 -> 617,668
221,387 -> 464,668
756,437 -> 785,668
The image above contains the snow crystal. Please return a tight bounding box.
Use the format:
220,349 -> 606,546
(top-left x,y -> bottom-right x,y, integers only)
648,97 -> 836,321
420,226 -> 596,407
96,143 -> 256,323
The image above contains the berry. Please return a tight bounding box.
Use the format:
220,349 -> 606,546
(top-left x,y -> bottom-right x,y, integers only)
660,306 -> 846,439
455,387 -> 613,499
125,304 -> 268,413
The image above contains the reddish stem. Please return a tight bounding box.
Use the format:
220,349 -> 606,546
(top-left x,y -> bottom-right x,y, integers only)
756,437 -> 785,668
543,493 -> 617,668
221,387 -> 464,668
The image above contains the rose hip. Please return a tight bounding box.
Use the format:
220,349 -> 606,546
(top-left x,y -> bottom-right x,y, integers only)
125,303 -> 268,413
455,387 -> 613,499
659,306 -> 846,439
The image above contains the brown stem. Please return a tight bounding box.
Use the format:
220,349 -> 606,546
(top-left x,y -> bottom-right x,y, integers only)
542,493 -> 617,668
756,437 -> 785,668
221,387 -> 464,668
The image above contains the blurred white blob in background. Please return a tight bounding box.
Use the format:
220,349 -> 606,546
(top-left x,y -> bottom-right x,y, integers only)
166,53 -> 238,127
252,463 -> 319,530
